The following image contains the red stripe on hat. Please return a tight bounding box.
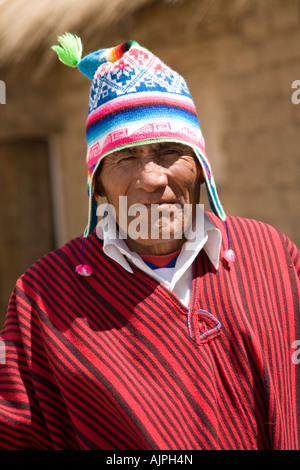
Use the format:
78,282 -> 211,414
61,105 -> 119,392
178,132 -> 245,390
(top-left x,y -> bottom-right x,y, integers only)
86,93 -> 197,131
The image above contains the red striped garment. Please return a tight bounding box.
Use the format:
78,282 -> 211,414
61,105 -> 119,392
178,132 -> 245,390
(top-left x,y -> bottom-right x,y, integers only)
0,213 -> 299,450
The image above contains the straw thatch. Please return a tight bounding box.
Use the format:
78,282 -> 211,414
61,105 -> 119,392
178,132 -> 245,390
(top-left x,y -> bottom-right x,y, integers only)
0,0 -> 146,65
0,0 -> 249,71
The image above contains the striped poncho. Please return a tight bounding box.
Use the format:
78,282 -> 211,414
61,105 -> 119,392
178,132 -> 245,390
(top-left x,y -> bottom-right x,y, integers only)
0,213 -> 299,450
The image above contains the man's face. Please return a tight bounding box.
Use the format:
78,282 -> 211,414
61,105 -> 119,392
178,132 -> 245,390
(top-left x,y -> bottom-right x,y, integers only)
96,142 -> 204,255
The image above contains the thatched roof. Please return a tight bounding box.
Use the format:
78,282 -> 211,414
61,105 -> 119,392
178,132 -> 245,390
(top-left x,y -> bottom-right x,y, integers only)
0,0 -> 249,72
0,0 -> 150,67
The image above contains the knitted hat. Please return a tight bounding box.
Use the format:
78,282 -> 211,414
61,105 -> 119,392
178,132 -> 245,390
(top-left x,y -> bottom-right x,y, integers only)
52,33 -> 235,274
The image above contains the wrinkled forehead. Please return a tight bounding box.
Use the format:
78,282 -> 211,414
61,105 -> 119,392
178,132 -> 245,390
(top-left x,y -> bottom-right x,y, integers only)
110,141 -> 195,155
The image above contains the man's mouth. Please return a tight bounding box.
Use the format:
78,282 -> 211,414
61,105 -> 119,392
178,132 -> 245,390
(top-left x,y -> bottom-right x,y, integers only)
139,201 -> 180,209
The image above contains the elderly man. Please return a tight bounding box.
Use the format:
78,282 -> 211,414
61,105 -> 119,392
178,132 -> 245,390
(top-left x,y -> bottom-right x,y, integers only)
0,35 -> 299,450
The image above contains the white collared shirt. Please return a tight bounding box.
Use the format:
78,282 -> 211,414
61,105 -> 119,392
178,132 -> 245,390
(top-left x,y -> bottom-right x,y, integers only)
96,206 -> 222,307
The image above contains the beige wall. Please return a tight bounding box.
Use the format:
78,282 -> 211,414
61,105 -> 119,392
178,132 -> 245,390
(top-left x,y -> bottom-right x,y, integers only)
148,0 -> 300,248
0,0 -> 299,321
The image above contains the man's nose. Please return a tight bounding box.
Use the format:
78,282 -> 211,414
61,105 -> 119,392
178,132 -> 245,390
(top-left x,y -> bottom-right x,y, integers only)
135,161 -> 168,191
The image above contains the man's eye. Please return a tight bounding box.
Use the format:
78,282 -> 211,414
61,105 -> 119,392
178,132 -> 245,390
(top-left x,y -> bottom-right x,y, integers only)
162,148 -> 181,156
119,155 -> 136,162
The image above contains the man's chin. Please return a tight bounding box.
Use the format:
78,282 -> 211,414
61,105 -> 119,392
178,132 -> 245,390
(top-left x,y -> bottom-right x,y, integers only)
124,231 -> 186,255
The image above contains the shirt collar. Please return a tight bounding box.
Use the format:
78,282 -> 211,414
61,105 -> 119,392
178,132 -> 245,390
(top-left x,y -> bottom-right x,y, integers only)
96,204 -> 222,273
